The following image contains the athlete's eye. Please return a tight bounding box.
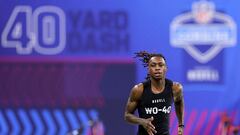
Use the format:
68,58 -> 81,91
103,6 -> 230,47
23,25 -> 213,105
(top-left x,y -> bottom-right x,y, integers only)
151,64 -> 156,67
159,64 -> 165,67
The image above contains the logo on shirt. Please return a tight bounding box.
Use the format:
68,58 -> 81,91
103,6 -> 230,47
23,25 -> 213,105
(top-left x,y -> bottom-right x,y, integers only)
152,98 -> 166,104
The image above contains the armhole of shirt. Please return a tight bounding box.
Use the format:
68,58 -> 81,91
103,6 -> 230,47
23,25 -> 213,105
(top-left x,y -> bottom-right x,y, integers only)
137,80 -> 149,107
166,78 -> 174,99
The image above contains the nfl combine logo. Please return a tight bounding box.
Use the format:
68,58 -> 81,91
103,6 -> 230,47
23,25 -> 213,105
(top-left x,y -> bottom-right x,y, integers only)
170,1 -> 237,83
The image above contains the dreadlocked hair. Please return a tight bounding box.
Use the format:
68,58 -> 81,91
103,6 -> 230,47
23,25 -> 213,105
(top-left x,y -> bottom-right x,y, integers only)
134,51 -> 166,80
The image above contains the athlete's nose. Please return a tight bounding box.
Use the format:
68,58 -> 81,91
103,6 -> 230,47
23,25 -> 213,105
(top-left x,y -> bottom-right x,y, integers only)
155,65 -> 161,70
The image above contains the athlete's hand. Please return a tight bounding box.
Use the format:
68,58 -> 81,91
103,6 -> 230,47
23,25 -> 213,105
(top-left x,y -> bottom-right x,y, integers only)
178,126 -> 184,135
141,116 -> 157,135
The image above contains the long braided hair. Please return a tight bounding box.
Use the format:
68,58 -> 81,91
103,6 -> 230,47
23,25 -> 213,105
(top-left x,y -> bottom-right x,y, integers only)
134,51 -> 166,80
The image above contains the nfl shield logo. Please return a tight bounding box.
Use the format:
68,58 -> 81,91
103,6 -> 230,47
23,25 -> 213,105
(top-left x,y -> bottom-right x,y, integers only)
170,1 -> 236,63
170,0 -> 237,83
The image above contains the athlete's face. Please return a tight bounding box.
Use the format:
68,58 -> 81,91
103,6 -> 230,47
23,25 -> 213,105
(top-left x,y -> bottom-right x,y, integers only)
148,56 -> 167,80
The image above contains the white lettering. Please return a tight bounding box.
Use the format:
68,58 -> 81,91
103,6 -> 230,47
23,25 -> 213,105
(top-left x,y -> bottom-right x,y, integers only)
145,108 -> 152,114
187,69 -> 219,81
152,107 -> 158,114
145,106 -> 171,114
151,99 -> 166,104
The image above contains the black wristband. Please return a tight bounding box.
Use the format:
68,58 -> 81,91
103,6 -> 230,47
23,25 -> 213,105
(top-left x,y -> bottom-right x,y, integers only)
178,124 -> 184,128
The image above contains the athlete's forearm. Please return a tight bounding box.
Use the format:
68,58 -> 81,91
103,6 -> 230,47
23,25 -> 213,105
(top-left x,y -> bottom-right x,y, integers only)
174,99 -> 184,125
124,112 -> 144,125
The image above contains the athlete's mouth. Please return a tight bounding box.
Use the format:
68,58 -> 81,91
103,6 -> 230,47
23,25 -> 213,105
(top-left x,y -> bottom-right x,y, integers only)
154,72 -> 162,76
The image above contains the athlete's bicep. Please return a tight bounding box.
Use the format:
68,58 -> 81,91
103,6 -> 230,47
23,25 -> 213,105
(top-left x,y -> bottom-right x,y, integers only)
125,97 -> 138,114
172,82 -> 183,102
125,85 -> 143,114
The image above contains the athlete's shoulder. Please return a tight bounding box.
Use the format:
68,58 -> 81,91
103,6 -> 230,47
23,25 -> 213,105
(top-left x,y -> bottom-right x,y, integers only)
129,82 -> 144,101
172,81 -> 183,93
132,83 -> 144,94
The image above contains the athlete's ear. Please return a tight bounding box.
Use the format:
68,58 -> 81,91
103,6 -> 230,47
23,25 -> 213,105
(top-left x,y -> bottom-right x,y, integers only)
147,66 -> 150,74
147,63 -> 150,71
165,65 -> 168,72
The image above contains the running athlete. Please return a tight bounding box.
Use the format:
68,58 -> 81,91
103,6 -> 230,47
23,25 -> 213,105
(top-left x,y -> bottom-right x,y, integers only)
124,51 -> 184,135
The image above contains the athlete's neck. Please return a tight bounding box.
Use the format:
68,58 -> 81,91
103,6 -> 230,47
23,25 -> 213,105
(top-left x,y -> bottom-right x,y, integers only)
150,77 -> 165,91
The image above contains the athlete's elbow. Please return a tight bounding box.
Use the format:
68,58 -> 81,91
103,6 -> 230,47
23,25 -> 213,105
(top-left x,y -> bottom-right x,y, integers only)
124,112 -> 131,122
124,112 -> 129,121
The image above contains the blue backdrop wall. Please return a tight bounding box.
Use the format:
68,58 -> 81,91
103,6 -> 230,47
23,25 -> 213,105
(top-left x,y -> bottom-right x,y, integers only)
0,0 -> 239,134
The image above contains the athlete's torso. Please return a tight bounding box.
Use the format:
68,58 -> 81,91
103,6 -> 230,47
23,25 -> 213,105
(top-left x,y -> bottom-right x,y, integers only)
137,79 -> 174,135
